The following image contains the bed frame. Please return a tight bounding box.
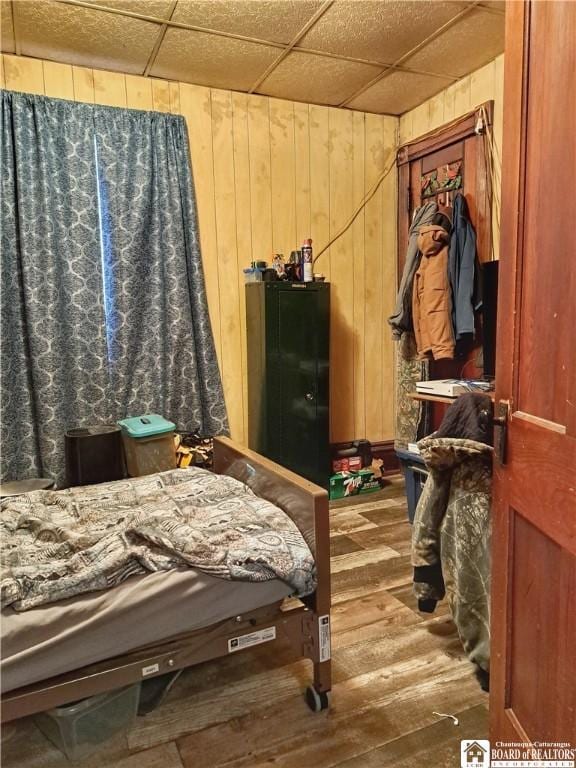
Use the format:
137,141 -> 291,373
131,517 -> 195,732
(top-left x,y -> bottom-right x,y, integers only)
1,437 -> 332,722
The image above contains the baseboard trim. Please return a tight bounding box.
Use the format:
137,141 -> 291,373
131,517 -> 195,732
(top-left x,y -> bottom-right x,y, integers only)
371,440 -> 400,476
330,440 -> 400,477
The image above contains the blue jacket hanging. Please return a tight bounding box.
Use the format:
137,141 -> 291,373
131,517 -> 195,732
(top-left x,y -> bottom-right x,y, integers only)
449,194 -> 482,339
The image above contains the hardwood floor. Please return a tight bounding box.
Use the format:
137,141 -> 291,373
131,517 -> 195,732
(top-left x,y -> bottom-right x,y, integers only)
2,478 -> 488,767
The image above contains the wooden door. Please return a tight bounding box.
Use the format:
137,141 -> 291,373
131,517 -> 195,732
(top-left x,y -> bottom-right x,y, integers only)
490,0 -> 576,746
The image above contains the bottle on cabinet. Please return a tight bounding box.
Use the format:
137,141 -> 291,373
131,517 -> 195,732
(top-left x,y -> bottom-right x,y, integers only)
301,238 -> 313,282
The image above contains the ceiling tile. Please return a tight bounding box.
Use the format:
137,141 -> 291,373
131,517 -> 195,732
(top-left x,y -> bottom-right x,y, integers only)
16,1 -> 162,74
1,1 -> 15,54
346,69 -> 448,115
298,0 -> 468,64
171,0 -> 323,44
79,0 -> 175,18
403,8 -> 505,78
258,51 -> 380,107
151,27 -> 279,90
478,1 -> 506,11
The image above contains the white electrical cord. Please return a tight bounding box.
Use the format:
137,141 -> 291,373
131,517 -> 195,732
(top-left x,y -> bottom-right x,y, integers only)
433,711 -> 460,726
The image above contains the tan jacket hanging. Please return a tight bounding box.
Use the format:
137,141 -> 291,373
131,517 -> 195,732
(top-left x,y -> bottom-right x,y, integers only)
412,224 -> 454,360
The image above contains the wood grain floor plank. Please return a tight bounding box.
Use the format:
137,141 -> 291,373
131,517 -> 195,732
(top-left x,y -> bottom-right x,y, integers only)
331,588 -> 420,634
130,618 -> 466,751
331,704 -> 488,768
330,534 -> 364,557
330,545 -> 400,574
329,486 -> 405,511
177,654 -> 484,768
331,553 -> 413,604
389,582 -> 451,619
328,506 -> 380,535
348,522 -> 413,555
359,505 -> 410,526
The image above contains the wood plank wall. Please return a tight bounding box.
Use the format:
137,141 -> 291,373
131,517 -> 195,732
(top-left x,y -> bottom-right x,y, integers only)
399,55 -> 504,260
0,53 -> 398,446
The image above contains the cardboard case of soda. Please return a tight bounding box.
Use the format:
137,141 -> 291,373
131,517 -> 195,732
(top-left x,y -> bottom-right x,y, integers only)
329,468 -> 381,500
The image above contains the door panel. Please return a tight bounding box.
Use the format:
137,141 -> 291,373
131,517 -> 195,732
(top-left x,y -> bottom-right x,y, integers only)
516,1 -> 576,431
490,0 -> 576,747
509,515 -> 576,741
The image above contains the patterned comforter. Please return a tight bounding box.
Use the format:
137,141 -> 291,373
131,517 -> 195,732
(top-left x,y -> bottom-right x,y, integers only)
0,468 -> 316,611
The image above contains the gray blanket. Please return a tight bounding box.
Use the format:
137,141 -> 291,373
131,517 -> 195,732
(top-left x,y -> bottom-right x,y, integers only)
1,468 -> 316,611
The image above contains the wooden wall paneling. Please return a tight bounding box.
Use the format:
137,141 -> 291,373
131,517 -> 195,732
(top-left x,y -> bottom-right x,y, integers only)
443,82 -> 457,124
269,98 -> 297,259
2,54 -> 402,446
363,114 -> 385,442
398,112 -> 412,146
409,103 -> 430,145
178,83 -> 223,371
247,95 -> 273,262
42,61 -> 74,100
3,54 -> 44,94
309,104 -> 331,281
427,92 -> 444,133
93,69 -> 126,107
470,60 -> 495,109
125,74 -> 153,111
211,89 -> 244,443
151,79 -> 171,112
293,102 -> 311,241
381,118 -> 397,439
169,81 -> 180,114
452,75 -> 472,118
352,111 -> 366,441
328,107 -> 355,443
0,55 -> 5,89
72,65 -> 95,103
231,91 -> 252,442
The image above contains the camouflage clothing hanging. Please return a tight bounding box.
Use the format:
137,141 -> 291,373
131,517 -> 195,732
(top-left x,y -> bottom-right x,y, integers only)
411,437 -> 492,673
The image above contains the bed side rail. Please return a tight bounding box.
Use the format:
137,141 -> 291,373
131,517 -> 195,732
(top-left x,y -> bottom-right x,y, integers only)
212,437 -> 330,617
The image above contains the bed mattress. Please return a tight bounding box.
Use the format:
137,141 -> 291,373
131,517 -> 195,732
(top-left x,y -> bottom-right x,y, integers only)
1,568 -> 291,693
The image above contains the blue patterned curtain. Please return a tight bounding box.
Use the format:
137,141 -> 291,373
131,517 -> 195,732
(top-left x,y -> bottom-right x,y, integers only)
1,91 -> 228,486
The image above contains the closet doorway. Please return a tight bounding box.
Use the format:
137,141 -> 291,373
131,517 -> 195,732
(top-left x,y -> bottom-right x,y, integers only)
396,101 -> 495,426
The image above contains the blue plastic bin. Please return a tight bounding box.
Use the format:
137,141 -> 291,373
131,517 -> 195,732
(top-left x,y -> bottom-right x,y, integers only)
396,448 -> 429,523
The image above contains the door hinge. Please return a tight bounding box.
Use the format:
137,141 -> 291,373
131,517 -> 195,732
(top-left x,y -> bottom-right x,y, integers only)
493,400 -> 510,466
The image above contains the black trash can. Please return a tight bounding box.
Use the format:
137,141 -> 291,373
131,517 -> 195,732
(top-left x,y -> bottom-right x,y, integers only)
65,426 -> 125,487
396,448 -> 429,524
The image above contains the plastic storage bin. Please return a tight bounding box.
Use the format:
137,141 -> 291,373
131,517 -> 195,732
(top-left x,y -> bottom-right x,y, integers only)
118,414 -> 176,477
396,448 -> 429,523
34,683 -> 141,761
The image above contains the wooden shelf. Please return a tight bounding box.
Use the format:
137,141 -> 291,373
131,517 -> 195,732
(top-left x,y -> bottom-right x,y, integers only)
409,391 -> 495,405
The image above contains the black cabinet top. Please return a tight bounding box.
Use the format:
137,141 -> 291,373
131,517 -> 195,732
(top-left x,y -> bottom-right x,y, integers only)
246,281 -> 330,292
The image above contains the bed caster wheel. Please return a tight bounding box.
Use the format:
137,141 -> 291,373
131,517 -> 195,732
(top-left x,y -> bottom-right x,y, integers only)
305,686 -> 330,712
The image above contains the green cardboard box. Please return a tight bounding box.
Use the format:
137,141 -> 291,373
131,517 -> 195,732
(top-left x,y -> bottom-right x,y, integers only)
329,469 -> 381,500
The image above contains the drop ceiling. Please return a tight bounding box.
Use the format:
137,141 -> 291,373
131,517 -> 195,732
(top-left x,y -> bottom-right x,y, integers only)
0,0 -> 505,115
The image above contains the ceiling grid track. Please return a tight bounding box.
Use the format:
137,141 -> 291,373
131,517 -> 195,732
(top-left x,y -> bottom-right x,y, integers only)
247,0 -> 334,94
143,0 -> 178,77
338,1 -> 482,107
4,0 -> 505,116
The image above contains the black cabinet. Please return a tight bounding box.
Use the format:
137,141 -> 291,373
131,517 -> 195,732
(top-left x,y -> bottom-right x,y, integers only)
246,282 -> 330,488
